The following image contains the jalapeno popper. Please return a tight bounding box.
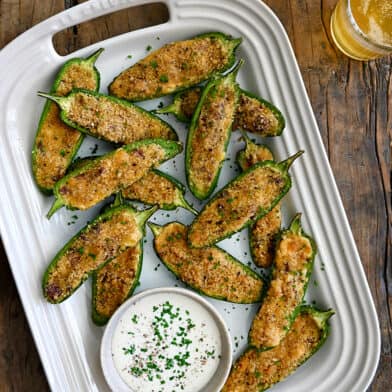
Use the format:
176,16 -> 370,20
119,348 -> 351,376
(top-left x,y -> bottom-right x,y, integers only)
122,170 -> 197,213
234,89 -> 285,137
188,151 -> 303,248
109,32 -> 241,101
32,48 -> 103,194
47,139 -> 182,217
237,134 -> 281,268
248,214 -> 316,350
43,205 -> 156,303
38,89 -> 177,144
186,60 -> 242,199
222,307 -> 333,392
149,222 -> 264,303
92,243 -> 143,325
157,87 -> 285,136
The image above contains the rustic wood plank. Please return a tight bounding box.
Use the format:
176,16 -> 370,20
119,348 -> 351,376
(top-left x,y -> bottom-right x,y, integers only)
0,239 -> 50,392
264,1 -> 392,391
53,2 -> 169,55
0,0 -> 390,391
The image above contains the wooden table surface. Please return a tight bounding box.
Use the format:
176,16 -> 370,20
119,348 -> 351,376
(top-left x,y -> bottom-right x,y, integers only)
0,0 -> 390,391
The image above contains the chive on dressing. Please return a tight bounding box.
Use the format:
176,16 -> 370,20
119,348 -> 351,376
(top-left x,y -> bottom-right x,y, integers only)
111,293 -> 222,392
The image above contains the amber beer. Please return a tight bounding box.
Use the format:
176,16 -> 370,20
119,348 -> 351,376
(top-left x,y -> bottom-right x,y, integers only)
331,0 -> 392,60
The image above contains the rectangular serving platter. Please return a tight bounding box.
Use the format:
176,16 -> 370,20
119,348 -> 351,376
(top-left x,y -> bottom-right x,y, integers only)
0,0 -> 380,391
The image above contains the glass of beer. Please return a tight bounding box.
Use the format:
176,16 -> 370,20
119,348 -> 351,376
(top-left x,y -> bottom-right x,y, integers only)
330,0 -> 392,60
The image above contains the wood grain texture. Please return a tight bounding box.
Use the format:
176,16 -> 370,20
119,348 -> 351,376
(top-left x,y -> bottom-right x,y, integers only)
0,0 -> 390,391
262,2 -> 392,391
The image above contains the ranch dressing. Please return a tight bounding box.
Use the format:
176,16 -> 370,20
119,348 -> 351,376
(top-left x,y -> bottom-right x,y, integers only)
111,292 -> 222,392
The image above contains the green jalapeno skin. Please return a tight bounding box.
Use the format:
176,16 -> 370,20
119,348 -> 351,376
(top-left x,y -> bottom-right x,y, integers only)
186,60 -> 243,200
43,205 -> 156,304
248,214 -> 317,350
149,222 -> 265,303
47,139 -> 183,218
188,151 -> 304,248
222,306 -> 334,392
156,87 -> 285,137
91,239 -> 143,326
32,48 -> 104,194
109,32 -> 242,102
38,89 -> 177,144
236,133 -> 281,268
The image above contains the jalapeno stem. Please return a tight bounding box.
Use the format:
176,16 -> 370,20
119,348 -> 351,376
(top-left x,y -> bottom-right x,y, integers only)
228,58 -> 244,80
112,193 -> 124,208
37,92 -> 71,111
134,206 -> 158,227
47,198 -> 65,219
229,37 -> 243,51
148,222 -> 163,236
309,307 -> 335,328
179,196 -> 198,215
85,48 -> 104,64
288,212 -> 303,234
154,101 -> 178,115
278,150 -> 304,171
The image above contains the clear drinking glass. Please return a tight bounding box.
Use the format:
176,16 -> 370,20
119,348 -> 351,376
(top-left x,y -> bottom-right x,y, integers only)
330,0 -> 392,60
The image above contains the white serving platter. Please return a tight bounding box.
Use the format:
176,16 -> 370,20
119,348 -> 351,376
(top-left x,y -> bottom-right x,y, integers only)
0,0 -> 380,391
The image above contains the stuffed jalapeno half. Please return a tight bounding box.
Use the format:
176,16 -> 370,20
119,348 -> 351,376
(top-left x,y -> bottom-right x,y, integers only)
188,151 -> 303,248
109,32 -> 241,101
156,87 -> 285,136
38,89 -> 177,145
122,170 -> 197,214
248,214 -> 317,350
234,89 -> 285,137
92,242 -> 143,325
32,48 -> 103,194
186,60 -> 242,200
149,221 -> 264,303
43,205 -> 156,303
236,133 -> 281,268
222,306 -> 334,391
47,139 -> 182,217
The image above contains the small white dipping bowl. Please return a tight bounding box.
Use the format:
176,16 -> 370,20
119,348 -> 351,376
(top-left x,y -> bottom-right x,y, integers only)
101,287 -> 232,392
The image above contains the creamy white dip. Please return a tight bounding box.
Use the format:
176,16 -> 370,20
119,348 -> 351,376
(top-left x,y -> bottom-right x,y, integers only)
111,292 -> 222,392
